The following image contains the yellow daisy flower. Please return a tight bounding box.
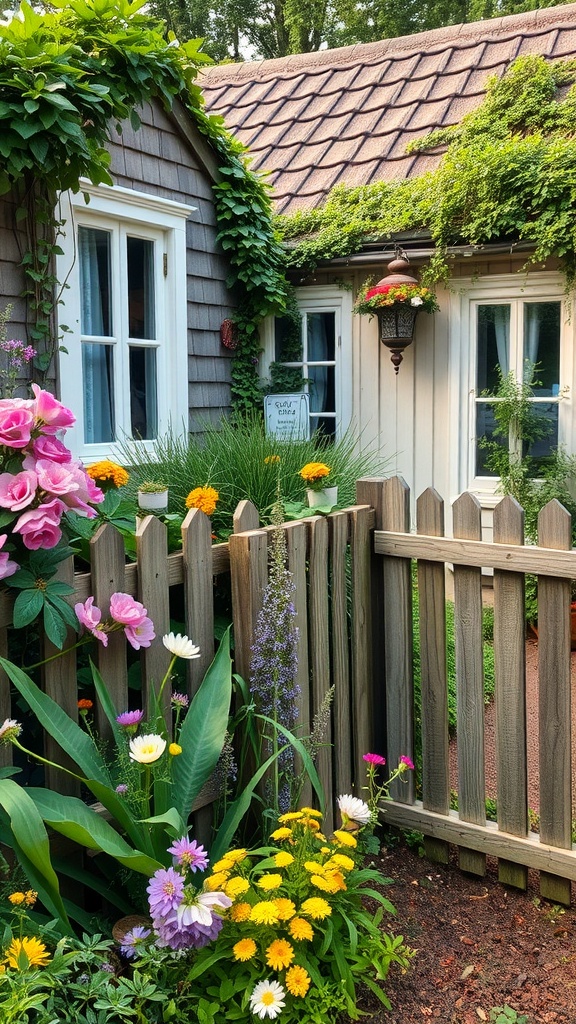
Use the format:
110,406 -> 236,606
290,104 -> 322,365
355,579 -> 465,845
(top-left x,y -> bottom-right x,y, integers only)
230,902 -> 252,922
168,742 -> 182,756
225,849 -> 248,864
273,898 -> 296,921
332,830 -> 357,848
302,818 -> 320,831
4,936 -> 50,969
300,807 -> 323,818
278,811 -> 303,822
265,938 -> 295,971
205,872 -> 229,891
212,857 -> 235,873
24,891 -> 37,907
250,901 -> 280,925
320,846 -> 331,855
256,874 -> 283,891
8,892 -> 26,905
328,854 -> 355,872
300,897 -> 332,920
224,877 -> 251,900
271,827 -> 292,840
233,938 -> 257,962
286,964 -> 311,998
289,917 -> 314,941
325,871 -> 347,891
274,851 -> 294,868
310,874 -> 339,893
304,861 -> 325,874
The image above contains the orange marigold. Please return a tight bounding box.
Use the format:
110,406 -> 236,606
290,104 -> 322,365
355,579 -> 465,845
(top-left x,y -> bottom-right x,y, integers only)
185,486 -> 219,516
86,460 -> 129,488
299,462 -> 331,486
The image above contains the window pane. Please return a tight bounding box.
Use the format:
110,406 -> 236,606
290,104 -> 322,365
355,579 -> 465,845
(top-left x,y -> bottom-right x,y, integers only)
475,403 -> 501,477
477,305 -> 510,392
130,346 -> 158,439
82,344 -> 114,443
309,364 -> 335,414
523,302 -> 560,394
527,403 -> 559,470
78,227 -> 111,337
307,312 -> 335,361
127,237 -> 155,340
274,314 -> 302,362
310,415 -> 336,438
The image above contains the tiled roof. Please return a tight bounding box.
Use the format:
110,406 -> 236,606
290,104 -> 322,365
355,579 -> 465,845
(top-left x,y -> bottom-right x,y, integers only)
200,4 -> 576,214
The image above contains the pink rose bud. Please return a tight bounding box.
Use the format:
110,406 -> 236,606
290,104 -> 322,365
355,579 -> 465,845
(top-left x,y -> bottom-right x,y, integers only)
31,384 -> 75,435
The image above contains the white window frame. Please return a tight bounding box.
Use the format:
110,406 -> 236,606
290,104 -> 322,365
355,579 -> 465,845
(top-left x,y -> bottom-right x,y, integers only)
448,273 -> 576,503
58,182 -> 194,462
261,285 -> 353,438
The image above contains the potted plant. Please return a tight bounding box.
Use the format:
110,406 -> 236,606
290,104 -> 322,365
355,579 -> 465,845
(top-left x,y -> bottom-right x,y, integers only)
298,461 -> 338,508
137,480 -> 169,511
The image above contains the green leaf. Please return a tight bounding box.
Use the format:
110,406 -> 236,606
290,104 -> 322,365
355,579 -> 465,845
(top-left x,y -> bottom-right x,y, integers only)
43,598 -> 67,649
12,588 -> 44,628
257,713 -> 325,810
0,779 -> 72,933
171,629 -> 232,823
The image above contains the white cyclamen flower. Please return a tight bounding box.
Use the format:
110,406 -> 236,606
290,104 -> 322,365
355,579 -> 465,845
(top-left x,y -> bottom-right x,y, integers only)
162,632 -> 201,660
176,889 -> 232,928
129,733 -> 167,764
249,980 -> 286,1020
0,718 -> 22,742
410,296 -> 424,307
337,794 -> 371,825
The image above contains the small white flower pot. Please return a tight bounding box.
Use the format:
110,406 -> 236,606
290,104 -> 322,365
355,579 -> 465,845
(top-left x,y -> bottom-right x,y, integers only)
306,486 -> 338,508
137,489 -> 168,511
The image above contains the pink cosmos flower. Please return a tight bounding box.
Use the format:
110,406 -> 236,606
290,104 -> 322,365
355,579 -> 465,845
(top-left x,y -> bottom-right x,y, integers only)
31,384 -> 75,435
399,755 -> 415,770
0,535 -> 18,581
0,470 -> 38,512
34,459 -> 80,497
0,404 -> 34,448
109,593 -> 149,627
31,434 -> 72,464
124,617 -> 155,650
167,837 -> 209,872
363,753 -> 386,766
74,597 -> 108,645
116,709 -> 144,729
13,498 -> 66,550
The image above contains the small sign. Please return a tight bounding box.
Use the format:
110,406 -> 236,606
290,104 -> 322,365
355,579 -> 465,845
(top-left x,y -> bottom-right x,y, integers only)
264,393 -> 310,441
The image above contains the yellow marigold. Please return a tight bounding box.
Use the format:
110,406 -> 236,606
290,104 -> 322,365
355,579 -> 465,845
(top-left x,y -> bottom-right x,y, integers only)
264,454 -> 280,464
185,486 -> 219,516
332,830 -> 357,848
168,743 -> 182,756
328,854 -> 355,872
266,938 -> 295,971
271,827 -> 292,841
205,871 -> 229,891
273,898 -> 296,921
274,851 -> 294,868
300,807 -> 323,818
4,936 -> 50,969
230,902 -> 252,922
289,917 -> 314,941
225,877 -> 251,900
304,861 -> 325,874
233,938 -> 257,962
24,891 -> 37,907
285,965 -> 311,998
250,901 -> 280,926
256,873 -> 283,891
310,874 -> 339,894
278,811 -> 303,822
300,897 -> 332,920
212,857 -> 236,873
314,833 -> 327,842
225,849 -> 248,864
8,892 -> 25,905
320,846 -> 331,855
299,462 -> 331,485
302,817 -> 320,831
86,460 -> 129,488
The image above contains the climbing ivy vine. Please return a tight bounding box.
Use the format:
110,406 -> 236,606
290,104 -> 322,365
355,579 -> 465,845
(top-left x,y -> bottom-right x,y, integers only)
278,56 -> 576,285
0,0 -> 286,407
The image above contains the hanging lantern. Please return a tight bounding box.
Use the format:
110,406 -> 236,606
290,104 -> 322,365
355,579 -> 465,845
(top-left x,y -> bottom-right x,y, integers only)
373,255 -> 420,373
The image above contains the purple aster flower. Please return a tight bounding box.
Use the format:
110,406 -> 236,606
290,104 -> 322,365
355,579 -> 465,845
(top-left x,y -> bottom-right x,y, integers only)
147,866 -> 185,918
119,925 -> 151,959
167,837 -> 209,872
116,709 -> 144,734
171,691 -> 189,708
153,890 -> 231,951
115,784 -> 129,795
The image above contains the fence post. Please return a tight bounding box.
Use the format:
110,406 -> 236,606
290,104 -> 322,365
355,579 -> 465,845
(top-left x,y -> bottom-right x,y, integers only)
90,522 -> 127,739
381,476 -> 414,803
452,492 -> 486,878
417,487 -> 450,866
233,500 -> 259,534
229,529 -> 268,685
329,510 -> 352,802
307,515 -> 333,831
493,496 -> 528,892
182,508 -> 214,697
136,515 -> 171,720
538,499 -> 572,906
284,521 -> 311,806
355,478 -> 386,783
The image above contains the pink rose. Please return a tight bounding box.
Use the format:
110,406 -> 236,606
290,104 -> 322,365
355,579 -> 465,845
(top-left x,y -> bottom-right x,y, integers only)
0,405 -> 34,448
31,435 -> 72,464
61,463 -> 104,515
13,498 -> 66,550
124,617 -> 155,650
31,384 -> 75,435
0,534 -> 18,580
0,470 -> 38,512
109,592 -> 149,627
74,597 -> 108,646
34,459 -> 80,497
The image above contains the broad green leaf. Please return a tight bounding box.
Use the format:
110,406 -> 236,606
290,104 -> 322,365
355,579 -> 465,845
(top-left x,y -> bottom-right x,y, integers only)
172,629 -> 232,823
0,779 -> 71,933
54,857 -> 134,915
12,588 -> 44,627
140,807 -> 185,832
43,598 -> 67,649
1,659 -> 110,784
257,713 -> 325,810
29,788 -> 162,875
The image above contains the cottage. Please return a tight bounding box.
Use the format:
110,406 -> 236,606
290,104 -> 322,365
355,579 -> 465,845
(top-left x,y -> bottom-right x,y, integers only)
201,4 -> 576,528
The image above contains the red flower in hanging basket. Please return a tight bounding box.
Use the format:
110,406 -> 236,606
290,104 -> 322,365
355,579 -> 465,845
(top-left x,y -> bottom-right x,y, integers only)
220,319 -> 239,350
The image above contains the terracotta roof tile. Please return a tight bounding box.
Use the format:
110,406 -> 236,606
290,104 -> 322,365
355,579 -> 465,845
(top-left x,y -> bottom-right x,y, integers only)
201,3 -> 576,214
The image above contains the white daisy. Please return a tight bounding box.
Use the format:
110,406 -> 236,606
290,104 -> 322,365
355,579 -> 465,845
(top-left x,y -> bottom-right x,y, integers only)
249,980 -> 286,1019
337,794 -> 371,826
0,718 -> 21,742
410,296 -> 424,306
162,632 -> 201,660
129,733 -> 166,764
